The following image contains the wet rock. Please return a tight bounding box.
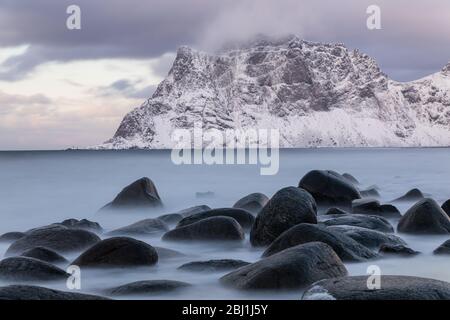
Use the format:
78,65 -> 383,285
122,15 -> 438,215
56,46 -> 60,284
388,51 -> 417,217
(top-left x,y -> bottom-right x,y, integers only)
250,187 -> 317,246
262,223 -> 376,262
157,213 -> 184,225
0,232 -> 25,242
0,257 -> 68,281
178,259 -> 250,272
433,240 -> 450,255
379,244 -> 419,256
101,177 -> 162,211
21,247 -> 68,264
360,187 -> 381,198
108,280 -> 191,296
163,216 -> 245,241
323,214 -> 394,233
60,219 -> 103,233
397,198 -> 450,234
327,225 -> 407,249
107,218 -> 169,236
220,242 -> 347,290
177,208 -> 255,230
325,208 -> 349,215
72,237 -> 158,268
177,205 -> 212,217
6,228 -> 101,255
154,247 -> 185,259
442,199 -> 450,217
298,170 -> 361,208
302,276 -> 450,300
392,188 -> 424,202
0,285 -> 109,300
351,199 -> 401,218
233,193 -> 269,213
342,173 -> 359,185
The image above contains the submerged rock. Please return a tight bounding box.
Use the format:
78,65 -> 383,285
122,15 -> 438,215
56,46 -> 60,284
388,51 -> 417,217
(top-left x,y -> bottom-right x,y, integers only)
360,187 -> 381,198
0,232 -> 25,242
392,188 -> 424,202
21,247 -> 68,264
60,218 -> 103,233
323,214 -> 394,233
108,280 -> 191,296
325,208 -> 349,215
72,237 -> 158,268
6,228 -> 101,255
351,199 -> 401,218
177,208 -> 255,230
101,177 -> 162,211
153,247 -> 185,259
177,205 -> 212,217
157,213 -> 184,225
397,198 -> 450,234
433,240 -> 450,255
302,276 -> 450,300
163,216 -> 245,241
0,257 -> 68,281
250,187 -> 317,246
379,244 -> 419,256
262,223 -> 377,262
178,259 -> 250,272
220,242 -> 347,290
298,170 -> 361,207
233,193 -> 269,213
107,218 -> 169,236
0,285 -> 108,300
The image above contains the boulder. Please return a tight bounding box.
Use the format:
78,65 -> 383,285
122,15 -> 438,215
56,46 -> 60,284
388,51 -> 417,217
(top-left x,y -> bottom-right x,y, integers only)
107,218 -> 169,236
21,247 -> 68,264
342,173 -> 359,185
177,205 -> 212,217
433,240 -> 450,255
0,257 -> 68,281
262,223 -> 377,262
220,242 -> 347,290
178,259 -> 250,272
360,187 -> 381,198
250,187 -> 317,246
177,208 -> 255,230
101,177 -> 162,210
327,225 -> 407,249
0,285 -> 108,300
0,232 -> 25,242
379,244 -> 419,256
325,208 -> 348,215
323,214 -> 394,233
163,216 -> 244,242
351,199 -> 401,218
442,200 -> 450,217
298,170 -> 361,207
302,276 -> 450,300
108,280 -> 191,296
72,237 -> 158,268
157,213 -> 184,225
233,193 -> 269,213
60,218 -> 103,233
392,188 -> 424,202
397,198 -> 450,234
153,246 -> 185,259
6,228 -> 101,255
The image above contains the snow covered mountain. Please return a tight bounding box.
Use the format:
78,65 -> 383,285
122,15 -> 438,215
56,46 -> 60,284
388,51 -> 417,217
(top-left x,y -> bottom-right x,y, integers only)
97,36 -> 450,149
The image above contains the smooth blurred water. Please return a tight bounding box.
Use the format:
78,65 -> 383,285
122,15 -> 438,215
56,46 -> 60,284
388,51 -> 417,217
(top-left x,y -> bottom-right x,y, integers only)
0,148 -> 450,299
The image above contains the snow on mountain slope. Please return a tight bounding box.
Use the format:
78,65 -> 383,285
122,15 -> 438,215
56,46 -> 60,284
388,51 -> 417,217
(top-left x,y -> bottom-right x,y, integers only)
95,36 -> 450,149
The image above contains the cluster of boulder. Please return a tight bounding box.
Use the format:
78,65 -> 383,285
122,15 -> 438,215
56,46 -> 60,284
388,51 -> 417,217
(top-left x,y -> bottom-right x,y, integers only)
1,172 -> 450,300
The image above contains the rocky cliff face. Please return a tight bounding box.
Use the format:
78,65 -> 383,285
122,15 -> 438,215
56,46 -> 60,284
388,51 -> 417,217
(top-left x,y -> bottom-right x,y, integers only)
97,36 -> 450,148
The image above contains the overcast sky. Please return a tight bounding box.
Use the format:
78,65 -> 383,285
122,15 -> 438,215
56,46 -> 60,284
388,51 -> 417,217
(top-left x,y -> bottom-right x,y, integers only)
1,0 -> 450,150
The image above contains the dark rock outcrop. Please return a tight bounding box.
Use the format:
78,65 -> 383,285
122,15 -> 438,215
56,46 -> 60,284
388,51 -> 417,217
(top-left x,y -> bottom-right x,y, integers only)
0,232 -> 25,242
392,188 -> 424,202
178,259 -> 250,272
323,214 -> 394,233
442,200 -> 450,217
233,193 -> 269,213
107,218 -> 169,236
433,240 -> 450,255
21,247 -> 68,264
342,173 -> 359,185
351,199 -> 401,218
60,218 -> 103,233
0,285 -> 108,300
177,208 -> 255,230
379,244 -> 419,256
154,246 -> 185,259
0,257 -> 68,281
250,187 -> 317,246
108,280 -> 191,296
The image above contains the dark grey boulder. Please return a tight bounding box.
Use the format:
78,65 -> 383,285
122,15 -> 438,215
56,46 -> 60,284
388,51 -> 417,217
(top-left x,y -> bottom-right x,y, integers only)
262,223 -> 376,262
177,208 -> 255,230
157,205 -> 212,224
21,247 -> 68,264
0,285 -> 109,300
379,244 -> 419,256
392,188 -> 424,202
298,170 -> 361,207
101,177 -> 162,211
0,232 -> 25,242
108,280 -> 191,296
433,240 -> 450,255
342,173 -> 359,185
302,276 -> 450,300
220,242 -> 347,290
163,216 -> 245,241
157,213 -> 184,225
325,208 -> 348,215
442,200 -> 450,217
0,257 -> 68,282
250,187 -> 317,246
233,193 -> 269,213
178,205 -> 212,217
360,187 -> 381,198
327,225 -> 407,249
351,199 -> 401,218
6,228 -> 101,255
178,259 -> 250,272
107,218 -> 169,236
397,198 -> 450,234
72,237 -> 158,268
60,218 -> 103,233
154,246 -> 185,259
323,214 -> 394,233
